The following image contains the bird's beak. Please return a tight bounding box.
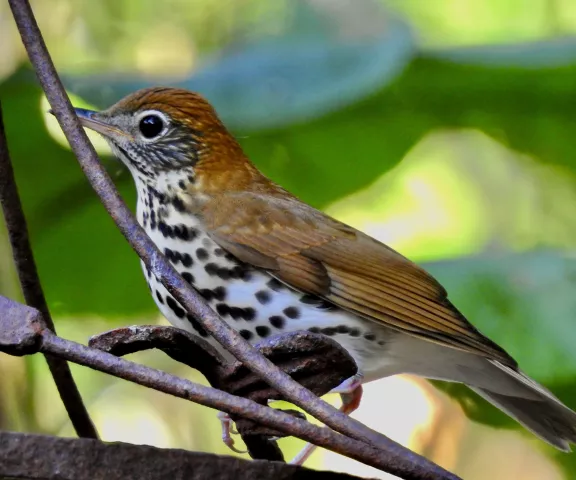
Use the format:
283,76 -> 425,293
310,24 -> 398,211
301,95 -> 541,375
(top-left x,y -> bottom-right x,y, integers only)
49,107 -> 129,138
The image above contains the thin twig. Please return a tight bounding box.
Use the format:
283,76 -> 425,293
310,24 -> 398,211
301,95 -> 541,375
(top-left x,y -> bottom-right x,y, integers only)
7,1 -> 458,478
0,102 -> 98,439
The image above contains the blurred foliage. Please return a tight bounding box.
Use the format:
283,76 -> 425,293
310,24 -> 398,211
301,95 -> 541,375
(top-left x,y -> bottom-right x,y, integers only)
2,0 -> 576,478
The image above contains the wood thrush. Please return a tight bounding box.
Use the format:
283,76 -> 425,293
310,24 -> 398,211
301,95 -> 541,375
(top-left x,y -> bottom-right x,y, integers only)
74,87 -> 576,460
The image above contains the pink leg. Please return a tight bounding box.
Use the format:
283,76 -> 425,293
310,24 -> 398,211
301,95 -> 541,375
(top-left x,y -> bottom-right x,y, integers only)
290,376 -> 364,465
217,412 -> 247,454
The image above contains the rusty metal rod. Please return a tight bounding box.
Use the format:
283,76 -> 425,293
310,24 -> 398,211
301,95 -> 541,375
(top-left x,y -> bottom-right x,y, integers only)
0,294 -> 448,477
40,331 -> 417,477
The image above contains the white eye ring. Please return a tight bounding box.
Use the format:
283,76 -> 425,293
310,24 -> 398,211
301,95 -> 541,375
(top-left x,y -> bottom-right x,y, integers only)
136,109 -> 170,141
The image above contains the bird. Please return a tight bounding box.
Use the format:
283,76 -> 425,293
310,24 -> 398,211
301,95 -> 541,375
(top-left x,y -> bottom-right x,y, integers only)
73,87 -> 576,461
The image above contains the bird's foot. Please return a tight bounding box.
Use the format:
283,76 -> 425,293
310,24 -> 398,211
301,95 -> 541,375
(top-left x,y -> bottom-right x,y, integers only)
217,412 -> 247,454
290,375 -> 364,466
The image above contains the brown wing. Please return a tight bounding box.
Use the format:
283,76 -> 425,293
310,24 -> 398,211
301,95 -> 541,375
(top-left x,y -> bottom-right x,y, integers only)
204,192 -> 516,367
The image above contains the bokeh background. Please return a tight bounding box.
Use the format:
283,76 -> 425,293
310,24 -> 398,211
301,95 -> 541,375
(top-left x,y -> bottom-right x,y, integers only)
2,0 -> 576,478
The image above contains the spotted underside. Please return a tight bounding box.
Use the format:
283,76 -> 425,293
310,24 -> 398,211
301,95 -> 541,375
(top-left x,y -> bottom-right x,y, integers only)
135,176 -> 389,374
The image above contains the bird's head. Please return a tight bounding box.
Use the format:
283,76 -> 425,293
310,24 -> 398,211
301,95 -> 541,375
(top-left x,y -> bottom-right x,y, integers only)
73,87 -> 256,194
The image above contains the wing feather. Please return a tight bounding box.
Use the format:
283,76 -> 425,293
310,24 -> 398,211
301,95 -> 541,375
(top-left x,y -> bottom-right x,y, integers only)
204,192 -> 515,366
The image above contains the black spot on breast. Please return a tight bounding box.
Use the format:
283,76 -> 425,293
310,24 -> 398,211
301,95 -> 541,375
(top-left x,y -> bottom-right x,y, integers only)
199,288 -> 213,301
172,196 -> 186,212
236,266 -> 252,281
166,296 -> 185,319
173,224 -> 191,241
266,278 -> 285,291
239,329 -> 253,341
187,175 -> 195,184
164,248 -> 174,261
255,290 -> 271,304
300,294 -> 335,310
216,303 -> 230,316
229,267 -> 241,279
300,294 -> 320,304
181,272 -> 195,284
158,221 -> 174,238
321,327 -> 336,336
228,307 -> 244,320
157,207 -> 168,220
206,263 -> 251,281
186,227 -> 199,241
283,307 -> 300,319
205,263 -> 218,276
317,300 -> 336,310
156,290 -> 164,304
187,314 -> 209,337
217,268 -> 231,280
364,333 -> 376,341
349,328 -> 361,337
242,307 -> 256,321
196,248 -> 209,261
214,248 -> 225,257
178,180 -> 186,190
308,327 -> 320,333
148,186 -> 166,204
269,316 -> 284,329
212,286 -> 226,301
337,325 -> 350,334
256,326 -> 270,338
181,253 -> 193,268
300,293 -> 319,305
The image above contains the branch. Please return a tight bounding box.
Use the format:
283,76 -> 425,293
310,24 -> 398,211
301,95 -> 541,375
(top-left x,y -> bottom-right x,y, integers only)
0,101 -> 97,438
88,325 -> 359,462
0,294 -> 425,474
7,1 -> 459,478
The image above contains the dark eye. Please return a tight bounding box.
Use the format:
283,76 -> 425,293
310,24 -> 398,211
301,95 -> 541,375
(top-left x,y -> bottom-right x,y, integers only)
139,115 -> 164,139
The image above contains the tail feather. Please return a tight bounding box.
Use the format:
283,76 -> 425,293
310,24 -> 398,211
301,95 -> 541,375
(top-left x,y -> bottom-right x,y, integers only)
469,361 -> 576,451
387,334 -> 576,450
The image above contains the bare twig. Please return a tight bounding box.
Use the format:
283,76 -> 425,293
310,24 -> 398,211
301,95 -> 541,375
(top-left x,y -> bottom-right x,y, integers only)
7,1 -> 459,478
0,102 -> 97,438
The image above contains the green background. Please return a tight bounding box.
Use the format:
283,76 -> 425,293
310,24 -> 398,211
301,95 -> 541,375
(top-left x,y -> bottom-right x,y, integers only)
2,0 -> 576,477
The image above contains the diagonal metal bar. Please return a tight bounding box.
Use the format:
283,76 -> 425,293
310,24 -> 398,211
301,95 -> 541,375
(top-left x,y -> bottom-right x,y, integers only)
7,1 -> 458,478
0,102 -> 97,438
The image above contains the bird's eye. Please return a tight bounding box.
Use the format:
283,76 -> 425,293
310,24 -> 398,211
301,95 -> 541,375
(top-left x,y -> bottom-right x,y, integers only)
139,114 -> 164,139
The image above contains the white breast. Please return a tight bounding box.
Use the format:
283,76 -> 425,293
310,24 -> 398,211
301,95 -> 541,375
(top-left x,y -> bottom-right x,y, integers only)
136,187 -> 394,376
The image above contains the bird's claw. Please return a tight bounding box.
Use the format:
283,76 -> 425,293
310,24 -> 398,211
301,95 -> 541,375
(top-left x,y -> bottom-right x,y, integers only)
218,412 -> 247,454
289,375 -> 364,465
